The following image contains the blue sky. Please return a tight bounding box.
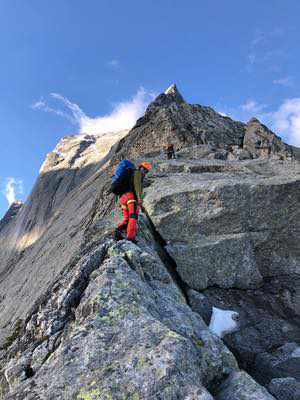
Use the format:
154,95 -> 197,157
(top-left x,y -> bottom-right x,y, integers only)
0,0 -> 300,216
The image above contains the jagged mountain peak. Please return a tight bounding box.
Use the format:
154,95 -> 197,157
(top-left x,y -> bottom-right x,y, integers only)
115,85 -> 295,162
115,85 -> 246,160
145,83 -> 185,114
164,83 -> 185,103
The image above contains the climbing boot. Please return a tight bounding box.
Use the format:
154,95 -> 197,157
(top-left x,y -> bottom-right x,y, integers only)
126,237 -> 137,244
113,228 -> 124,241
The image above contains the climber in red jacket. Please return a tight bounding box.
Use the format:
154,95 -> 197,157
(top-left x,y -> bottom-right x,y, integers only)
115,161 -> 152,242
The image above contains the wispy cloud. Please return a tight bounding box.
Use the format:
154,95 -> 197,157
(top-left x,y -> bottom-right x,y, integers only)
2,178 -> 23,206
241,99 -> 267,113
219,99 -> 268,123
247,53 -> 256,65
31,97 -> 75,123
107,59 -> 120,69
273,76 -> 293,87
32,88 -> 156,135
50,92 -> 86,123
246,28 -> 286,72
31,99 -> 46,109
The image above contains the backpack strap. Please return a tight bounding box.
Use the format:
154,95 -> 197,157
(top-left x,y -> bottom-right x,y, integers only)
132,170 -> 143,202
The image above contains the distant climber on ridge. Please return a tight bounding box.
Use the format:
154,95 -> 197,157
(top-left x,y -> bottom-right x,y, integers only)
164,143 -> 176,159
111,160 -> 152,242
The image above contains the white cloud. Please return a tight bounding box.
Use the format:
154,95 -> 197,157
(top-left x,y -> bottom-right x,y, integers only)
3,178 -> 23,206
80,88 -> 155,134
273,76 -> 293,87
32,88 -> 155,135
269,98 -> 300,146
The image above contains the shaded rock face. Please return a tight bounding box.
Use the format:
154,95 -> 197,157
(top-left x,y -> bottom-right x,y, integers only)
0,201 -> 23,233
255,342 -> 300,383
188,277 -> 300,385
0,130 -> 128,338
0,85 -> 299,399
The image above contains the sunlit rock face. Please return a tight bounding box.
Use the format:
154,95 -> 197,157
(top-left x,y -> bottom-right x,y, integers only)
145,158 -> 300,289
40,130 -> 129,174
0,85 -> 299,399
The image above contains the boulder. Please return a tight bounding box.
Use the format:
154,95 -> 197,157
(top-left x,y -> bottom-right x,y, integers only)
215,371 -> 276,399
145,165 -> 300,290
255,342 -> 300,383
214,150 -> 228,160
268,377 -> 300,400
166,233 -> 262,290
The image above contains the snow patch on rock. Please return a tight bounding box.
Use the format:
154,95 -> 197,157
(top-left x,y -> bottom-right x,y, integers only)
209,307 -> 239,338
53,148 -> 65,158
291,347 -> 300,358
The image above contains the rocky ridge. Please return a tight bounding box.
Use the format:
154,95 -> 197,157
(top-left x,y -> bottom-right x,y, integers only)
0,85 -> 299,399
0,202 -> 23,233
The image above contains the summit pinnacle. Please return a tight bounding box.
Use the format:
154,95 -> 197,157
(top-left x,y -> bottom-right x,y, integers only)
164,83 -> 185,103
